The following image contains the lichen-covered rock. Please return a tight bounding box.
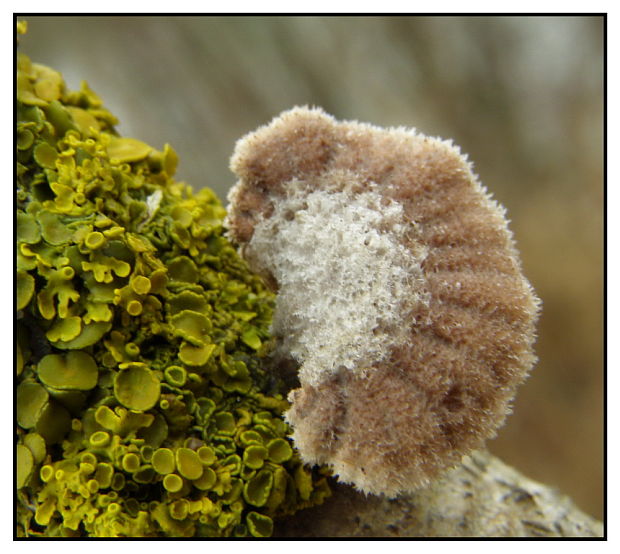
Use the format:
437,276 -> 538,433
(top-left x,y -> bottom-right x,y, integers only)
16,23 -> 329,537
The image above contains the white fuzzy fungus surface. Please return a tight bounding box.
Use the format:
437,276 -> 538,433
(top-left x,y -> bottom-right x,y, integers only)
244,179 -> 429,386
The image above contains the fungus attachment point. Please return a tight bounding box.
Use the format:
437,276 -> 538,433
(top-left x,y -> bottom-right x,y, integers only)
226,106 -> 541,497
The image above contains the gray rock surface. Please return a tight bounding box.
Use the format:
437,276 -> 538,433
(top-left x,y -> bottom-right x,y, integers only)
275,450 -> 603,537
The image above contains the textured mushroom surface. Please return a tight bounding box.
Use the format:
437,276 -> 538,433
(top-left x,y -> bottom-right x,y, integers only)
226,106 -> 541,497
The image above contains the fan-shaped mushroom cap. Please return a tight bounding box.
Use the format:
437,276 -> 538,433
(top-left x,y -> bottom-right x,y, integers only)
226,106 -> 540,497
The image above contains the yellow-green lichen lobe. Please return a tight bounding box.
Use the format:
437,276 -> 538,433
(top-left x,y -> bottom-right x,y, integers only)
16,25 -> 330,538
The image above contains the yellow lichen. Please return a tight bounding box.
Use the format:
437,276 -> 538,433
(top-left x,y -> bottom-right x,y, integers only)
37,351 -> 98,390
113,364 -> 160,412
17,29 -> 330,538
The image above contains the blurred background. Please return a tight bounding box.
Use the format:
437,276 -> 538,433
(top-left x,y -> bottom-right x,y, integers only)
19,15 -> 604,519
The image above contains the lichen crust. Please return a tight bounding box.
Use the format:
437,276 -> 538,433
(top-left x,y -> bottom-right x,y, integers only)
226,106 -> 541,497
16,26 -> 330,537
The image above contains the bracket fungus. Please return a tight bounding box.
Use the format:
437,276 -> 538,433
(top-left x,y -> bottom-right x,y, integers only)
226,106 -> 541,497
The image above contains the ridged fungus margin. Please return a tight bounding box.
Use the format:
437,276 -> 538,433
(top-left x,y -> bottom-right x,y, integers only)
16,24 -> 330,537
226,106 -> 541,497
